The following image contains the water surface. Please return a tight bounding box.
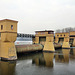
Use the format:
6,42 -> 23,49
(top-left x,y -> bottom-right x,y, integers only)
0,48 -> 75,75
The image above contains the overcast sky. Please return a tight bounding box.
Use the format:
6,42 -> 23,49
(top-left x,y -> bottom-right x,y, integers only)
0,0 -> 75,34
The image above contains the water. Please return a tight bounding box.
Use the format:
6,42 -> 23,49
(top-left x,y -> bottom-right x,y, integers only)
0,48 -> 75,75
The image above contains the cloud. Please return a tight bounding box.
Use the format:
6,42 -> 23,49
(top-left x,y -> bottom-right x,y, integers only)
0,0 -> 75,34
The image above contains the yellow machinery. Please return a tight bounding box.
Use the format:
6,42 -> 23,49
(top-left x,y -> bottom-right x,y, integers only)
34,30 -> 55,52
0,19 -> 18,60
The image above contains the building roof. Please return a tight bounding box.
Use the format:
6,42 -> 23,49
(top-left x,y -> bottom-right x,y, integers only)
35,30 -> 54,33
55,32 -> 69,34
0,19 -> 18,23
70,31 -> 75,32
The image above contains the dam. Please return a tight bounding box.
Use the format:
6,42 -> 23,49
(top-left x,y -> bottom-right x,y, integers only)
0,19 -> 75,60
0,19 -> 75,75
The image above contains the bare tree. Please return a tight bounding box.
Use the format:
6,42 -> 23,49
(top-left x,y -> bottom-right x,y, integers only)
65,27 -> 73,32
64,28 -> 69,32
73,27 -> 75,31
61,28 -> 65,32
56,27 -> 75,33
56,29 -> 61,33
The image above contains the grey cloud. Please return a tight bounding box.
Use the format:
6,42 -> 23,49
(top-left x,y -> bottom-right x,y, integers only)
0,0 -> 75,34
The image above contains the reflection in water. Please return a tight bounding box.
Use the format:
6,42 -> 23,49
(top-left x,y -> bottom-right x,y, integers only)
55,49 -> 70,63
0,48 -> 75,75
70,48 -> 75,59
0,61 -> 16,75
32,52 -> 54,68
62,49 -> 70,62
73,48 -> 75,56
17,52 -> 42,60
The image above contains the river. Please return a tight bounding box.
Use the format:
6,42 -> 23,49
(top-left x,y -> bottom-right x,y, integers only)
0,48 -> 75,75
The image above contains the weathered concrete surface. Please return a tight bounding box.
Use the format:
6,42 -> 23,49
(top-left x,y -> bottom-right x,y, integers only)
15,44 -> 43,53
43,42 -> 55,52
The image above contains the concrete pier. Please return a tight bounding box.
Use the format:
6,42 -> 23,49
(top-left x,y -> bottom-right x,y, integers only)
55,32 -> 70,49
0,19 -> 18,60
62,37 -> 70,49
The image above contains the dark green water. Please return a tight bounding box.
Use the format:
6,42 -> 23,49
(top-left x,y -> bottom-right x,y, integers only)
0,48 -> 75,75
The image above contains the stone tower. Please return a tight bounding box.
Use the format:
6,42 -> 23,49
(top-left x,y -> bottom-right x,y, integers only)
0,19 -> 18,60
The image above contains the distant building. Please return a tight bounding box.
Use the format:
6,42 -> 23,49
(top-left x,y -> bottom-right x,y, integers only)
33,30 -> 54,45
15,33 -> 35,45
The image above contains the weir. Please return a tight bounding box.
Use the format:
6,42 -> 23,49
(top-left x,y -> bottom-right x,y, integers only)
0,19 -> 75,61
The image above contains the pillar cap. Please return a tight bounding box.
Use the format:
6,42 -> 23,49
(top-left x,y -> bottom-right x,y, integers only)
0,19 -> 18,23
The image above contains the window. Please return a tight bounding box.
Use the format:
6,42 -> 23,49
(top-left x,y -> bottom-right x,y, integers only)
48,31 -> 53,34
23,34 -> 24,37
17,34 -> 19,37
36,32 -> 38,34
11,25 -> 13,30
1,25 -> 3,30
20,34 -> 21,37
41,32 -> 45,34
